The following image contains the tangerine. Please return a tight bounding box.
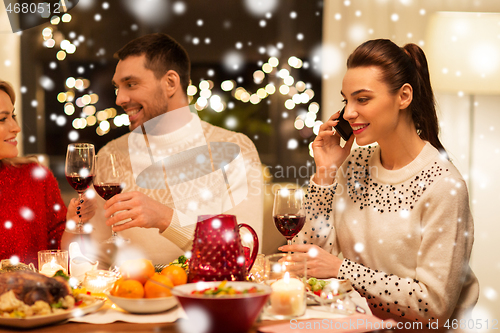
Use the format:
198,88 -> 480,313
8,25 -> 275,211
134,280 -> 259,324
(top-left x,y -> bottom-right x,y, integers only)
110,277 -> 125,296
114,279 -> 144,299
144,273 -> 173,298
119,259 -> 155,285
161,265 -> 188,286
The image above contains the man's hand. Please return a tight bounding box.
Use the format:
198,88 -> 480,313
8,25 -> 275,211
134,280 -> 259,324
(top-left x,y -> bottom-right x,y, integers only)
103,191 -> 173,232
279,244 -> 342,279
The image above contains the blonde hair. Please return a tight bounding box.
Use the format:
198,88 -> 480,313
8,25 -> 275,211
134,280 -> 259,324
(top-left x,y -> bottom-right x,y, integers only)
0,80 -> 38,167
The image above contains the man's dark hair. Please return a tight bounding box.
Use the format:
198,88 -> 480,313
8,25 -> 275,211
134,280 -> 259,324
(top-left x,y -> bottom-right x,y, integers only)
114,33 -> 191,93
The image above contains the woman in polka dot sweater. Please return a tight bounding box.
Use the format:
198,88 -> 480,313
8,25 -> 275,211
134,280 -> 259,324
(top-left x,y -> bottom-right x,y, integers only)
281,39 -> 479,328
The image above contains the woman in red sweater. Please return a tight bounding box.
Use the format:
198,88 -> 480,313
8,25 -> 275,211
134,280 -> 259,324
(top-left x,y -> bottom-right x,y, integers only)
0,80 -> 95,267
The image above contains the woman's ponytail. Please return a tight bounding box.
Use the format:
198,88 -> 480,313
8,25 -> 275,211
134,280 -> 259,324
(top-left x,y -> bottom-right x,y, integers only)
402,44 -> 445,153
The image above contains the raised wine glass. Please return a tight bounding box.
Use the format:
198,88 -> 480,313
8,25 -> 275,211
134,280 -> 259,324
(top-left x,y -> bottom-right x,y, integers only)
65,143 -> 95,234
94,153 -> 129,245
273,188 -> 306,253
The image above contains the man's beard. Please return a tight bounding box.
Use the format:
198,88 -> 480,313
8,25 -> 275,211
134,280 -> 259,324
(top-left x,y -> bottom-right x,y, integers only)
128,87 -> 169,131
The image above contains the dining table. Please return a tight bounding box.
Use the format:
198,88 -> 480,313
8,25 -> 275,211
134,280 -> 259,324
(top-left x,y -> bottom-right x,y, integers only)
0,317 -> 396,333
0,319 -> 397,333
0,293 -> 397,333
0,320 -> 290,333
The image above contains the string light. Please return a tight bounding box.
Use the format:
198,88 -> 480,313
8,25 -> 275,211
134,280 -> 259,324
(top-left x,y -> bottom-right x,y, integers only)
284,99 -> 295,110
294,118 -> 305,130
221,80 -> 234,91
64,103 -> 75,115
309,102 -> 320,113
187,85 -> 198,96
57,93 -> 67,103
262,63 -> 273,73
279,85 -> 290,95
62,14 -> 72,22
250,94 -> 261,104
265,83 -> 276,94
65,77 -> 76,88
199,80 -> 210,90
56,51 -> 66,61
269,57 -> 279,67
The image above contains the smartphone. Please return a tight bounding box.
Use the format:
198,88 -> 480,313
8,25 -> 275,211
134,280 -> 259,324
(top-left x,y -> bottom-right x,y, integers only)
334,107 -> 353,141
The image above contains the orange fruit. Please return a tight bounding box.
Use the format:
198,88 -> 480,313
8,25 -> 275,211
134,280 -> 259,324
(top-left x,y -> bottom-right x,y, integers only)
119,259 -> 155,285
144,273 -> 173,298
114,279 -> 144,299
161,265 -> 188,286
110,277 -> 125,296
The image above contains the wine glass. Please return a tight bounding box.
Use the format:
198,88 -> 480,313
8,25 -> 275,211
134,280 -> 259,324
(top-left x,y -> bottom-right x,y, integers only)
94,153 -> 129,245
65,143 -> 95,234
273,188 -> 306,252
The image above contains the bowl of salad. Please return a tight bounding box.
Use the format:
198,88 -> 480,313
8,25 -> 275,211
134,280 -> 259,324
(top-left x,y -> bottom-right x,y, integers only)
171,281 -> 271,333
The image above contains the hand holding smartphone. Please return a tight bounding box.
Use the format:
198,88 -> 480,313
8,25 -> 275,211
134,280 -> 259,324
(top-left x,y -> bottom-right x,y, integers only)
334,107 -> 353,141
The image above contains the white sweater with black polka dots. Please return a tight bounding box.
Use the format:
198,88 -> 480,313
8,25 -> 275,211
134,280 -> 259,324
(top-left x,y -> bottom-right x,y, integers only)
294,142 -> 479,326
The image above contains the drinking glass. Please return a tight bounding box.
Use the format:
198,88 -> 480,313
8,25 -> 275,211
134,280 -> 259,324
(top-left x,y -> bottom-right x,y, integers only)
263,253 -> 307,319
38,250 -> 69,277
65,143 -> 95,234
272,188 -> 306,251
94,153 -> 129,245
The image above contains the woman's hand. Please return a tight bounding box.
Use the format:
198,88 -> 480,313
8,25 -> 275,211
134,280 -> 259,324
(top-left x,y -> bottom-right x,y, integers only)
312,110 -> 355,185
67,191 -> 96,223
279,244 -> 342,279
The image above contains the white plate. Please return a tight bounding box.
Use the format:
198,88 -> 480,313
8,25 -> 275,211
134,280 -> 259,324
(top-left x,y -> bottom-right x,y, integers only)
0,297 -> 105,329
106,294 -> 178,314
306,278 -> 353,305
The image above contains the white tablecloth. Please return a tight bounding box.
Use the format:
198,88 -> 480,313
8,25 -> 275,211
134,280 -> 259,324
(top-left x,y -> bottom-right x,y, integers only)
69,291 -> 370,324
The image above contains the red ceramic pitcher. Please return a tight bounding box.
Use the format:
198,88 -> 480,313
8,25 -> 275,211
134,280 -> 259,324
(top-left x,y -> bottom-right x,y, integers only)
188,214 -> 259,282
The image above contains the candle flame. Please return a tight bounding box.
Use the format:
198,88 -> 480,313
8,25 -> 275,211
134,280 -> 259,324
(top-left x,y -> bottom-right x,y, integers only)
284,271 -> 290,283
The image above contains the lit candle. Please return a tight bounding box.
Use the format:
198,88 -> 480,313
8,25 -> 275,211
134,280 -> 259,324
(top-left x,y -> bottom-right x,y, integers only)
82,270 -> 117,294
39,258 -> 67,277
269,272 -> 306,316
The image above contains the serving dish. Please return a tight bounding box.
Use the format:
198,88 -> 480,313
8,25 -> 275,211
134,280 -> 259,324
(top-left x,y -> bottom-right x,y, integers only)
0,297 -> 105,329
171,281 -> 271,333
106,294 -> 178,314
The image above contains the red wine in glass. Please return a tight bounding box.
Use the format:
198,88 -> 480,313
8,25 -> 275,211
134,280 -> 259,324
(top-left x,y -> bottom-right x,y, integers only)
66,174 -> 93,193
65,143 -> 95,234
95,154 -> 129,245
94,183 -> 122,200
272,189 -> 306,253
273,214 -> 306,240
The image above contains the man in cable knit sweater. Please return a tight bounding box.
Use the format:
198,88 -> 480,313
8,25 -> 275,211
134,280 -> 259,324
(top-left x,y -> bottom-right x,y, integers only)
63,33 -> 263,268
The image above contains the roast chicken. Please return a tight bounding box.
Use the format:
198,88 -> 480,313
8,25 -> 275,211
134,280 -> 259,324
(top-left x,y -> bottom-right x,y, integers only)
0,271 -> 72,305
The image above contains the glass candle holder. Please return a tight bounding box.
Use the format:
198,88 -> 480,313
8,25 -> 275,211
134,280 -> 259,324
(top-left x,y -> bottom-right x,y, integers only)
38,250 -> 69,277
263,253 -> 307,319
82,270 -> 118,294
248,253 -> 265,283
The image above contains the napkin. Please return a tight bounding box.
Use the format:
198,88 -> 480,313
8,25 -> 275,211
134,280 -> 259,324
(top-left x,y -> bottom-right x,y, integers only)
69,302 -> 187,324
258,314 -> 398,333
